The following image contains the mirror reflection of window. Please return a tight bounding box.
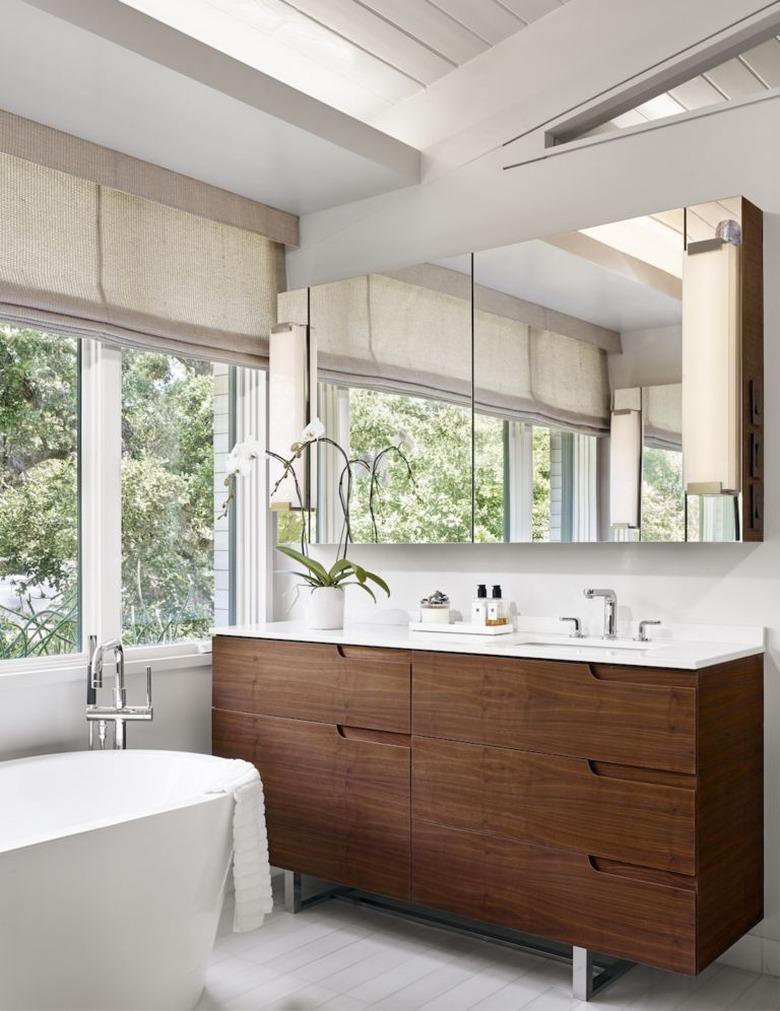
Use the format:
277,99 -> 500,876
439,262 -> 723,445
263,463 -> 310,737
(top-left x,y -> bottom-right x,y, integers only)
317,383 -> 471,544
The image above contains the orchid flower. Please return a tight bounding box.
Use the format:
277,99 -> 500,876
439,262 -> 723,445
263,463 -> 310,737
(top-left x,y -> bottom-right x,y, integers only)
225,438 -> 264,479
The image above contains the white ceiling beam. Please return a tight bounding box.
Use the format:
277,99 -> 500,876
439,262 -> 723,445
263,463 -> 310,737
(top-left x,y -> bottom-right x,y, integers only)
20,0 -> 421,184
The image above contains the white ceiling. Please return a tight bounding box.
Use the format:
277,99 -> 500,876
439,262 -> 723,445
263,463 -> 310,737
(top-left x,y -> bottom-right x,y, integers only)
116,0 -> 574,126
6,0 -> 421,216
437,236 -> 683,334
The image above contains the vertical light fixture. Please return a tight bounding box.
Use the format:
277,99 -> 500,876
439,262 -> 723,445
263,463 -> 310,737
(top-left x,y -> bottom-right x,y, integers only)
269,321 -> 317,510
682,224 -> 741,495
609,387 -> 642,530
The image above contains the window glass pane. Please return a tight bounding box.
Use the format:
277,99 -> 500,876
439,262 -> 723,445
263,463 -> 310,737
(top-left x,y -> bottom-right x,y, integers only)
474,413 -> 504,543
532,427 -> 551,542
121,350 -> 216,644
345,387 -> 472,544
642,446 -> 685,541
0,324 -> 80,658
294,384 -> 471,545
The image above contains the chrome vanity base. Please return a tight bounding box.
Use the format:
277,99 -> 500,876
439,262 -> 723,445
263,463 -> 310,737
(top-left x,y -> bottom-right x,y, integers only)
282,871 -> 634,1002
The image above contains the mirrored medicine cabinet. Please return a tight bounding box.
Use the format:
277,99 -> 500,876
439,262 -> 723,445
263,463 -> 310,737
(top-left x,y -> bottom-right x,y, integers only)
271,196 -> 763,546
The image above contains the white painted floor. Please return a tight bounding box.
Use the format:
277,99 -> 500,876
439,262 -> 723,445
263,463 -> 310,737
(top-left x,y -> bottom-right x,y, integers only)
200,882 -> 779,1011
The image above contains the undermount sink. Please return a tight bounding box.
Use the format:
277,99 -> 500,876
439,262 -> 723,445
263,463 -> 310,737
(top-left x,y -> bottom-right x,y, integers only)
527,635 -> 663,651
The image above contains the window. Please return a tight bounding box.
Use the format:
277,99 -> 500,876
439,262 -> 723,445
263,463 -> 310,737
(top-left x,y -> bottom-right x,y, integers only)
0,324 -> 80,659
325,385 -> 472,544
474,415 -> 595,543
641,446 -> 685,542
121,351 -> 217,644
0,321 -> 235,664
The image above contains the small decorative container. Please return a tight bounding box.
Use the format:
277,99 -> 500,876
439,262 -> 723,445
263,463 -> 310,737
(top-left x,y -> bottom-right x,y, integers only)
420,590 -> 451,624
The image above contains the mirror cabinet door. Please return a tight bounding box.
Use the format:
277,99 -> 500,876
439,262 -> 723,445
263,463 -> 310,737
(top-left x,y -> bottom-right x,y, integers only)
276,261 -> 474,545
468,195 -> 756,543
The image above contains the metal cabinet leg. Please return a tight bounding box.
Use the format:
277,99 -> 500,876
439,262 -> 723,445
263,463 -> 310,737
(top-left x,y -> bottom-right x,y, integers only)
284,871 -> 302,914
572,946 -> 594,1001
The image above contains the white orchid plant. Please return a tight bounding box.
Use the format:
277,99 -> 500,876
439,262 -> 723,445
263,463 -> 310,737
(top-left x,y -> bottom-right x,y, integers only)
221,419 -> 416,596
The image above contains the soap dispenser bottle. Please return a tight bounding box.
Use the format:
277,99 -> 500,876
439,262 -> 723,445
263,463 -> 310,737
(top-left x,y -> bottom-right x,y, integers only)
486,585 -> 509,626
471,584 -> 488,626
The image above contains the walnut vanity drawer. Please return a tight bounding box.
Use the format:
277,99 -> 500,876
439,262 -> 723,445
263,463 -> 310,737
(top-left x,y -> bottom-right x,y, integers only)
412,737 -> 696,874
412,821 -> 697,974
412,653 -> 696,773
213,708 -> 411,900
213,636 -> 411,733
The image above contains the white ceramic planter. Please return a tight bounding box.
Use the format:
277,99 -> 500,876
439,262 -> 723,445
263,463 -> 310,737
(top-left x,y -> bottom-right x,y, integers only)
306,586 -> 345,630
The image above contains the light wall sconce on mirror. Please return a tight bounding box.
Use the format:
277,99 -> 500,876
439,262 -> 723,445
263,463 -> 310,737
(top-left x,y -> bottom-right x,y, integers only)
269,322 -> 317,511
609,387 -> 642,531
681,196 -> 763,541
682,226 -> 741,496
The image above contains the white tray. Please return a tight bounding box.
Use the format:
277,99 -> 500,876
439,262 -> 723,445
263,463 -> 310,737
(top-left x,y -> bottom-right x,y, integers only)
409,621 -> 514,636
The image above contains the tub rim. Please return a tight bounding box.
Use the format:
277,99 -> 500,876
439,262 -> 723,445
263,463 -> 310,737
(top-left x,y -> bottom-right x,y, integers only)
0,749 -> 239,856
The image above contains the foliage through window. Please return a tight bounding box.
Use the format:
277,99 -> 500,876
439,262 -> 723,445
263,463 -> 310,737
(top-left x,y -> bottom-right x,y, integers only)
0,325 -> 79,659
641,446 -> 685,542
121,351 -> 216,644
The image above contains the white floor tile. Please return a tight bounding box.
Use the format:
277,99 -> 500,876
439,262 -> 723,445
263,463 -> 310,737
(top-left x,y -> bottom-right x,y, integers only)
205,895 -> 772,1011
347,951 -> 460,1004
373,962 -> 476,1010
224,973 -> 308,1009
469,976 -> 550,1010
727,973 -> 780,1009
294,936 -> 390,984
675,966 -> 758,1009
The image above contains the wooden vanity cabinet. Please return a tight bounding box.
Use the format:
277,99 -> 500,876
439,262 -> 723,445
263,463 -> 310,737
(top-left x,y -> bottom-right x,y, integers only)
212,637 -> 763,976
212,636 -> 413,900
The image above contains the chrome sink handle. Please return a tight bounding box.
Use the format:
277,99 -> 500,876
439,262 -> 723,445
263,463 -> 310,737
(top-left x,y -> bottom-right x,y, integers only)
635,619 -> 661,642
559,616 -> 585,639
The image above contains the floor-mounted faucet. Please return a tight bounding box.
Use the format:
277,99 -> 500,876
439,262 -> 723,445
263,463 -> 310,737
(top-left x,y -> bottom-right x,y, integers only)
86,637 -> 153,749
584,588 -> 618,640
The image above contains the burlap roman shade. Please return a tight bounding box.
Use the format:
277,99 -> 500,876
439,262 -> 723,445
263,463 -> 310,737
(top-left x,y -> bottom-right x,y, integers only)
0,134 -> 290,366
278,273 -> 472,405
279,269 -> 611,434
643,383 -> 682,449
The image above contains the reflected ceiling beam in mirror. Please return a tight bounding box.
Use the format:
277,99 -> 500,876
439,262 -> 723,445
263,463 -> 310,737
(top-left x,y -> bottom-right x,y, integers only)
545,232 -> 682,300
391,261 -> 620,353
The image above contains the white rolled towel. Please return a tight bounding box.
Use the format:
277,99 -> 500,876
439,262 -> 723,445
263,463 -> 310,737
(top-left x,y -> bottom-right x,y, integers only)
207,758 -> 274,932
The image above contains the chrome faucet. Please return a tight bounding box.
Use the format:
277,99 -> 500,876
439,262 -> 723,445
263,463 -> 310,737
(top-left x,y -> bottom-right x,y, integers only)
584,588 -> 618,639
86,637 -> 153,749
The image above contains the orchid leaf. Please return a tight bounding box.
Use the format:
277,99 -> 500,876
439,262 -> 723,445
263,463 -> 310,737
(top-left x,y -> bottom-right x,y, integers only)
276,545 -> 330,584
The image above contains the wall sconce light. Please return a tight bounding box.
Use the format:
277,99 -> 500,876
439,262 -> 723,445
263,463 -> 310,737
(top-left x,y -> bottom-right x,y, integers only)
682,227 -> 741,495
609,388 -> 642,530
269,322 -> 317,510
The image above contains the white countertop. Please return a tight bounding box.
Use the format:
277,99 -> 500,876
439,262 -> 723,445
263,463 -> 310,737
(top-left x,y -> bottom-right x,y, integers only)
214,619 -> 764,670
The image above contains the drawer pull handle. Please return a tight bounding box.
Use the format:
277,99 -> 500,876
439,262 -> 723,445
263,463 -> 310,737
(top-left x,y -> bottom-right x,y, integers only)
587,855 -> 695,891
336,724 -> 411,748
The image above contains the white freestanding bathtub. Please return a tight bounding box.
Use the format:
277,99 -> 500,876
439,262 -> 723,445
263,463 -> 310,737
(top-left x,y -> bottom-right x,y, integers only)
0,750 -> 238,1011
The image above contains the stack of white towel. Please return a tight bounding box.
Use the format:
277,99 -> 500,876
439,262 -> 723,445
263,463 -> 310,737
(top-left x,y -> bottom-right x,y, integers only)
209,759 -> 274,933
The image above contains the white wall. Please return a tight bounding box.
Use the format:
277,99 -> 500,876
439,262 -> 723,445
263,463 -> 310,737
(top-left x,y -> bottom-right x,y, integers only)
0,661 -> 212,761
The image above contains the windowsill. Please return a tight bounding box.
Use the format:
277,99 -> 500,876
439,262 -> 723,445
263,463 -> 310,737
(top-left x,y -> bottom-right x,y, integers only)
0,639 -> 213,686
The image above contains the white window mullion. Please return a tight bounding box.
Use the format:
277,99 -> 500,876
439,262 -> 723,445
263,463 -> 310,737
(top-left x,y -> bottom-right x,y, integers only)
80,339 -> 122,645
233,367 -> 268,625
507,421 -> 533,542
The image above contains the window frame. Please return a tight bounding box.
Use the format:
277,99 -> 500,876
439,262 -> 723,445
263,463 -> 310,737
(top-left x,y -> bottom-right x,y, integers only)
0,323 -> 268,674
